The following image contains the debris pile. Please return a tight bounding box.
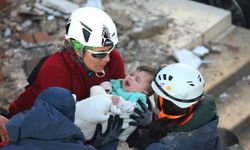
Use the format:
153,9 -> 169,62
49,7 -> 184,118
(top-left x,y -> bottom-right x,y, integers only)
0,0 -> 219,108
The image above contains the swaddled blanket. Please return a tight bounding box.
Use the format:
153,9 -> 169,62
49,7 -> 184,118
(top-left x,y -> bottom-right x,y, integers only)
74,86 -> 137,141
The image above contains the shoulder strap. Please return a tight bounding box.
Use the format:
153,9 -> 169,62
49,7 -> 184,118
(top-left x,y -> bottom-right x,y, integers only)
25,55 -> 50,89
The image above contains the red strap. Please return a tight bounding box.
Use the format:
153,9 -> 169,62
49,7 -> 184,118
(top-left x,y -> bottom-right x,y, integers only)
158,96 -> 194,126
179,113 -> 193,126
0,141 -> 9,148
158,96 -> 185,119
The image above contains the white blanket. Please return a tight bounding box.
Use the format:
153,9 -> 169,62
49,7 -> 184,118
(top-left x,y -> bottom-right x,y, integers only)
74,92 -> 136,141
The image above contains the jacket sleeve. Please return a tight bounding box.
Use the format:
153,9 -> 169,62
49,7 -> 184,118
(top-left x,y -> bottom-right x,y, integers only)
8,63 -> 72,116
6,111 -> 30,143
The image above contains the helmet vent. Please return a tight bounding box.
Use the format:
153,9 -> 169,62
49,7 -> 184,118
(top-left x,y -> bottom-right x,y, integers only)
169,75 -> 173,81
198,75 -> 202,82
80,21 -> 92,42
163,74 -> 167,80
102,25 -> 110,38
158,74 -> 172,81
65,19 -> 71,35
158,75 -> 161,80
187,81 -> 195,86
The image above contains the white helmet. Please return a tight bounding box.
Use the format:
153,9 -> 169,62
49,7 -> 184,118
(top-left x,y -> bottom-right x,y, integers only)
151,63 -> 205,108
65,7 -> 118,48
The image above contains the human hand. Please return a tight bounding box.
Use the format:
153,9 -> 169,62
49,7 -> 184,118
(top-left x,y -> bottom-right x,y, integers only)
129,98 -> 153,127
0,115 -> 9,142
111,96 -> 120,105
89,115 -> 123,148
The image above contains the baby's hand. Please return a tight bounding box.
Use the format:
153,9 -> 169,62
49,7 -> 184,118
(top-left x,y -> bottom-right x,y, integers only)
111,96 -> 120,105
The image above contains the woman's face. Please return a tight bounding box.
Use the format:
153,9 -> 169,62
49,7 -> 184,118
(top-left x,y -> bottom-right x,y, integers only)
81,46 -> 113,72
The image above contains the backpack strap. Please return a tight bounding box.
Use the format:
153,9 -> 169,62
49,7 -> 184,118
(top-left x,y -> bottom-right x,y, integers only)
25,55 -> 50,89
25,52 -> 73,91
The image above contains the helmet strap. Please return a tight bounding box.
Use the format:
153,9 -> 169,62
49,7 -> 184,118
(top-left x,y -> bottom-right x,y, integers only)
158,96 -> 185,119
158,96 -> 194,125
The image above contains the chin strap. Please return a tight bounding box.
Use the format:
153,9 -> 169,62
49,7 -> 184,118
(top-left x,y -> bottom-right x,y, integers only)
158,96 -> 194,126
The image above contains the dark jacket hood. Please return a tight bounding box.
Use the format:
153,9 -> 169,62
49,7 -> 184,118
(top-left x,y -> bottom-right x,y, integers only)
35,87 -> 75,122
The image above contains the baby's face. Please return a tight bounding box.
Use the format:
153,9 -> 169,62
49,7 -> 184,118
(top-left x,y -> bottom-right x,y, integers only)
122,70 -> 153,93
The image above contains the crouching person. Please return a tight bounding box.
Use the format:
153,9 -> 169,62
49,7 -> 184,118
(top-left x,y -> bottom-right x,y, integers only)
127,63 -> 222,150
1,87 -> 96,150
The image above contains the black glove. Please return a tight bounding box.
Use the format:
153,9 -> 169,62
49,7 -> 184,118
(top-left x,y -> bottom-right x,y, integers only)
129,98 -> 153,127
88,115 -> 124,148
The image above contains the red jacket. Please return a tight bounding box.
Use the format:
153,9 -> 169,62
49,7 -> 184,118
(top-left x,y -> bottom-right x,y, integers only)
9,50 -> 126,116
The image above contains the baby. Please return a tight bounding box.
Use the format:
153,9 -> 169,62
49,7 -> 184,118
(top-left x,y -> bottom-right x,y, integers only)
74,65 -> 156,141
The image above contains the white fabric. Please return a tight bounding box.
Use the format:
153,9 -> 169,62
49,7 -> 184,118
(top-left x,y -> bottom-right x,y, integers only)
74,86 -> 136,141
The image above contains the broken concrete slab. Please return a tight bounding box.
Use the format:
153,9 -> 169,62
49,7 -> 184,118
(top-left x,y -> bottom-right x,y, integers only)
200,26 -> 250,96
33,32 -> 51,43
174,49 -> 202,69
37,0 -> 79,15
217,75 -> 250,150
128,17 -> 173,39
20,32 -> 52,48
152,0 -> 232,49
109,0 -> 231,50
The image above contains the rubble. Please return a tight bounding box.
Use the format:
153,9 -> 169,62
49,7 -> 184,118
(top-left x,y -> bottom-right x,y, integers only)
174,49 -> 202,69
0,0 -> 9,11
192,45 -> 209,57
0,0 -> 228,107
35,0 -> 80,19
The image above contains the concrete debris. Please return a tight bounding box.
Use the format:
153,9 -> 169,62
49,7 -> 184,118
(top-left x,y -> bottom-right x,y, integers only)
20,32 -> 52,48
174,49 -> 202,69
37,0 -> 79,15
0,0 -> 240,112
206,42 -> 222,53
192,45 -> 210,57
219,92 -> 229,98
47,15 -> 55,21
128,17 -> 173,39
21,20 -> 32,29
4,28 -> 11,37
85,0 -> 103,10
0,0 -> 9,11
17,4 -> 45,17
